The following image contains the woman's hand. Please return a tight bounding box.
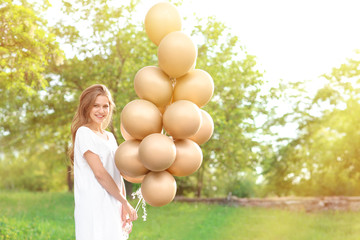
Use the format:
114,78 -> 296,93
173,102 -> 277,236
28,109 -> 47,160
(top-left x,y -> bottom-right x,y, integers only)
121,201 -> 137,233
122,201 -> 138,221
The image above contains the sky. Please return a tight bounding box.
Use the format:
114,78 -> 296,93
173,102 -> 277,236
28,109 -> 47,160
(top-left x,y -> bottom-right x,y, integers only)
136,0 -> 360,89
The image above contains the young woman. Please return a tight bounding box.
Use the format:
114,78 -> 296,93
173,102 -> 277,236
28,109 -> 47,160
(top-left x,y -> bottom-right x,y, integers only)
70,84 -> 137,240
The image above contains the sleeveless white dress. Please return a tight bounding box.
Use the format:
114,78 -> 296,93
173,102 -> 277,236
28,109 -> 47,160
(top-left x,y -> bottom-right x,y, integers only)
74,126 -> 128,240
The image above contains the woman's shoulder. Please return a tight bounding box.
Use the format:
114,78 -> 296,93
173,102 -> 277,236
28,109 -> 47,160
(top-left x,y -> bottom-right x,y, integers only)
76,126 -> 114,141
76,126 -> 92,136
77,125 -> 88,132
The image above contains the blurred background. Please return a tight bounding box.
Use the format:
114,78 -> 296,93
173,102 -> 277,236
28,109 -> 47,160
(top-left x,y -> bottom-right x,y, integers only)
1,0 -> 360,199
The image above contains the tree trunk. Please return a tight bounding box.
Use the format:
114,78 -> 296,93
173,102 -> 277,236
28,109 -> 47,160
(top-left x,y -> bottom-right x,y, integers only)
124,179 -> 133,198
65,144 -> 73,192
67,165 -> 73,192
196,165 -> 204,198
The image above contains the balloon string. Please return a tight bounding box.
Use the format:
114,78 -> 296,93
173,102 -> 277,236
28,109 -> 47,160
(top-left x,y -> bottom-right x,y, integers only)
135,198 -> 142,212
131,188 -> 147,221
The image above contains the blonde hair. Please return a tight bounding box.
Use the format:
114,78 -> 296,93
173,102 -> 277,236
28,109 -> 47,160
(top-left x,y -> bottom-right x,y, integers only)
69,84 -> 115,162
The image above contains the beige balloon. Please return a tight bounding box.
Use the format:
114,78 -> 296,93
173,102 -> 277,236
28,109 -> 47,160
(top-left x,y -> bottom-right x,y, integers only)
189,110 -> 214,145
190,59 -> 197,71
163,100 -> 201,139
173,69 -> 214,107
139,133 -> 176,171
167,139 -> 203,177
134,66 -> 173,108
122,173 -> 145,184
120,123 -> 134,141
145,2 -> 182,46
141,171 -> 177,207
189,44 -> 198,71
115,140 -> 150,178
121,99 -> 162,140
158,31 -> 197,78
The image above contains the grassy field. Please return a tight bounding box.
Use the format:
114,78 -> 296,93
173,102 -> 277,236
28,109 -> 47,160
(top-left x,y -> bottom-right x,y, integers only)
1,192 -> 360,240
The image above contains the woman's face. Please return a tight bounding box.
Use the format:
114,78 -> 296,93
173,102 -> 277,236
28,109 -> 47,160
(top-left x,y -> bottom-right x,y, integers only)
88,95 -> 110,125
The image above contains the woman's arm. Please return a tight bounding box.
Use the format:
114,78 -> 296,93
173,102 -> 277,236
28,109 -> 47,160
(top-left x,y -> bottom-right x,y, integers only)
84,150 -> 137,221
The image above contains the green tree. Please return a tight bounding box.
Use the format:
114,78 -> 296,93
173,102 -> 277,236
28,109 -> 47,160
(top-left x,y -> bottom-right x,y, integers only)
264,51 -> 360,196
0,0 -> 65,191
0,0 -> 63,93
191,18 -> 266,197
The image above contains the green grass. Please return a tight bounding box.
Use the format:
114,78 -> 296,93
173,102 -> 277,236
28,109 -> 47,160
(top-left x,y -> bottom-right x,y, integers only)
1,192 -> 360,240
0,192 -> 74,240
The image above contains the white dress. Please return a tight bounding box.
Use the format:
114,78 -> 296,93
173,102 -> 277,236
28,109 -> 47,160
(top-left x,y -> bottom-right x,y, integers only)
74,126 -> 128,240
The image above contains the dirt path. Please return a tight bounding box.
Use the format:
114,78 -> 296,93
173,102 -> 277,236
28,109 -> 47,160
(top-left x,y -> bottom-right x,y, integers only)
174,196 -> 360,212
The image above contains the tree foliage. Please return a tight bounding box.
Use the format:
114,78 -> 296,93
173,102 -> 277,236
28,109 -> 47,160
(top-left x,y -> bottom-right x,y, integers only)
264,51 -> 360,196
0,0 -> 63,93
0,0 -> 67,191
189,17 -> 266,197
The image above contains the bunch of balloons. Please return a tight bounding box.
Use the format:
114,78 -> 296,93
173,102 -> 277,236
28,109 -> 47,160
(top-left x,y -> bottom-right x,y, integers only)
114,2 -> 214,207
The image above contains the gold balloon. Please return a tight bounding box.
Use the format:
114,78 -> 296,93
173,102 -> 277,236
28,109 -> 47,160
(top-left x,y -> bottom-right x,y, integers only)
122,173 -> 145,184
134,66 -> 173,108
145,2 -> 182,46
141,171 -> 177,207
173,69 -> 214,107
115,140 -> 149,178
167,139 -> 203,177
189,110 -> 214,145
120,123 -> 134,141
121,99 -> 162,140
190,59 -> 197,71
139,133 -> 176,172
158,31 -> 197,78
163,100 -> 201,139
